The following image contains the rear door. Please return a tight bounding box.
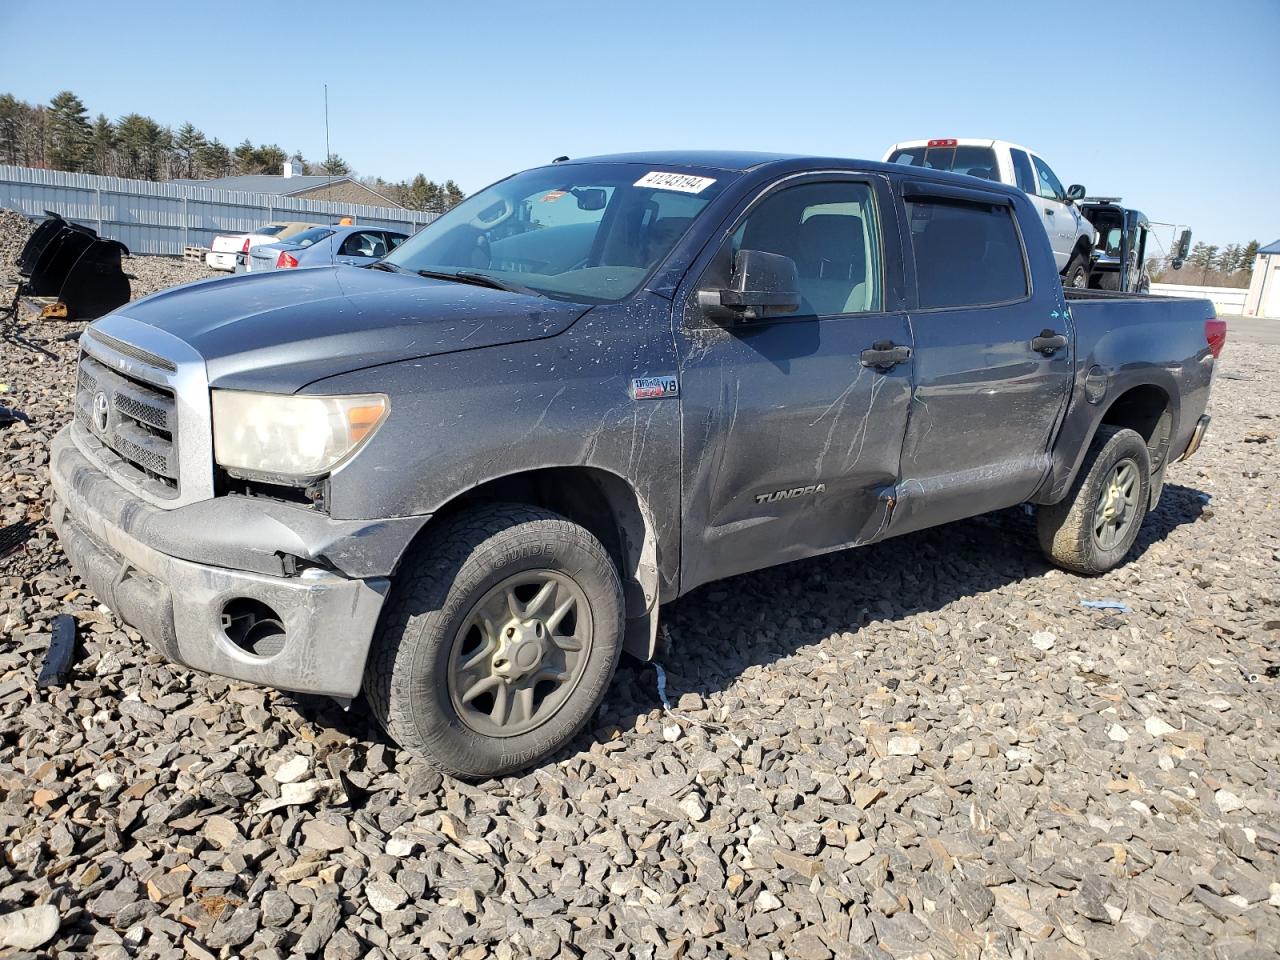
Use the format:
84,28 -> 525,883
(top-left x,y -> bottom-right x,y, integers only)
1029,154 -> 1075,270
889,178 -> 1073,534
674,173 -> 914,591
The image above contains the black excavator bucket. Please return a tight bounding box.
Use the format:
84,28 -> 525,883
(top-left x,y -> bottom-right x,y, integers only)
15,212 -> 131,320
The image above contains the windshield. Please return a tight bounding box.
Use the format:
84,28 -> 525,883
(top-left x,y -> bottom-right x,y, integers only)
289,228 -> 334,248
889,145 -> 999,181
382,163 -> 730,302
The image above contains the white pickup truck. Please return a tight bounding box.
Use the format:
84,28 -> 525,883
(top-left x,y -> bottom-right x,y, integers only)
885,138 -> 1097,287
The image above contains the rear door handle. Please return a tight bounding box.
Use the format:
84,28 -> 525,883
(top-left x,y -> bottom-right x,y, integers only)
1031,329 -> 1069,355
860,341 -> 912,370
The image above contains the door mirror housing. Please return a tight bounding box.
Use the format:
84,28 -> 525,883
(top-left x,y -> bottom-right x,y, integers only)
699,249 -> 802,322
1170,228 -> 1193,268
1066,184 -> 1086,203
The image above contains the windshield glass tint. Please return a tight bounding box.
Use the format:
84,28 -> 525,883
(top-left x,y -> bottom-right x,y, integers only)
382,163 -> 730,302
889,146 -> 998,181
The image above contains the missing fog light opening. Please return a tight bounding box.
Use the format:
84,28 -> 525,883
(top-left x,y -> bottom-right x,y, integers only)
220,597 -> 286,658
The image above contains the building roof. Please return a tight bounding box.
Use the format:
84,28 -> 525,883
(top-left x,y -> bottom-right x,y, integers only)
173,174 -> 352,194
1259,239 -> 1280,256
171,174 -> 399,206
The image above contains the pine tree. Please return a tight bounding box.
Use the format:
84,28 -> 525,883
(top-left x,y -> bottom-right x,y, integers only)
88,114 -> 115,175
173,122 -> 206,178
254,144 -> 287,175
0,94 -> 25,165
197,138 -> 231,178
319,153 -> 351,176
47,90 -> 92,171
232,139 -> 257,174
442,179 -> 465,208
1217,244 -> 1240,274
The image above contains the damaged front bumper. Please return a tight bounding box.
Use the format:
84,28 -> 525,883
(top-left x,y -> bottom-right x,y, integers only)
48,426 -> 426,699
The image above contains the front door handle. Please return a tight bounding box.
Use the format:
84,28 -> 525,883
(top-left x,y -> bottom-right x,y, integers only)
1044,208 -> 1055,216
860,341 -> 912,370
1031,329 -> 1069,355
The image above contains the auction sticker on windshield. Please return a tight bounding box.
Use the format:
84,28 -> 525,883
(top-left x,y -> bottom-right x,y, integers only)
634,171 -> 717,194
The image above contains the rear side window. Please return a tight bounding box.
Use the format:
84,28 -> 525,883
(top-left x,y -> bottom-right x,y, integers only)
906,198 -> 1027,308
255,224 -> 286,236
1010,149 -> 1036,193
889,145 -> 998,181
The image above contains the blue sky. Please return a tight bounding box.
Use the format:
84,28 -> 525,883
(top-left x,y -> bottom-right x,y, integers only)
2,0 -> 1276,250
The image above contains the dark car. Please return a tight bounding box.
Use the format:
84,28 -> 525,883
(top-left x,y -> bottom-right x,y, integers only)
50,151 -> 1220,778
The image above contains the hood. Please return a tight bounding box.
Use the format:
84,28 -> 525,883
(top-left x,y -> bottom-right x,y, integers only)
112,266 -> 591,392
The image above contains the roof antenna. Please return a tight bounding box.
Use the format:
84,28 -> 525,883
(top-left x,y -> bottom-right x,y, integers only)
324,83 -> 333,195
552,155 -> 569,164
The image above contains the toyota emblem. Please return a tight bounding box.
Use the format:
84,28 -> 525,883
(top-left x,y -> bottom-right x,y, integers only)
92,391 -> 110,434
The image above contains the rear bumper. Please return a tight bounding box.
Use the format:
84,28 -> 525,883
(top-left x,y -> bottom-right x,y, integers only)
48,426 -> 415,699
1176,414 -> 1211,461
205,251 -> 236,271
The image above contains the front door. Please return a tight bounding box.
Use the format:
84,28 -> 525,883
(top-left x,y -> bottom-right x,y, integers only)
674,174 -> 914,592
889,179 -> 1074,535
1030,153 -> 1077,271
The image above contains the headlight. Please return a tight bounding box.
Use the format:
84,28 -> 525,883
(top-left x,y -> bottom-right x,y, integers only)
212,390 -> 388,480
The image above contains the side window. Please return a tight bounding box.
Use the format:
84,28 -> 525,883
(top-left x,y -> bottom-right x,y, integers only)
1010,149 -> 1036,194
386,232 -> 407,250
726,181 -> 882,316
340,231 -> 385,257
1031,155 -> 1066,202
906,198 -> 1028,308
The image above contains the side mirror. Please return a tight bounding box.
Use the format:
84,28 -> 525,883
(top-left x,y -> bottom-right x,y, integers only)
1066,184 -> 1086,203
699,249 -> 802,322
1171,228 -> 1193,262
574,188 -> 607,211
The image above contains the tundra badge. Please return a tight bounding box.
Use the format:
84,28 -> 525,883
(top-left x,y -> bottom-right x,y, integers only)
631,376 -> 678,400
756,483 -> 827,504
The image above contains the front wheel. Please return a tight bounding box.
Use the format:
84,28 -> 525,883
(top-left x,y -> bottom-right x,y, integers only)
1063,252 -> 1090,289
1037,426 -> 1151,575
363,503 -> 624,779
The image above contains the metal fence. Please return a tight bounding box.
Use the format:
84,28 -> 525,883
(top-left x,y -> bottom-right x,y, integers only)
1150,282 -> 1248,316
0,165 -> 439,256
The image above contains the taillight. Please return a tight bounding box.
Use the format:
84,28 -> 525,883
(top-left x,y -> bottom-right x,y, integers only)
1205,317 -> 1227,358
241,237 -> 251,254
927,138 -> 958,147
277,252 -> 298,269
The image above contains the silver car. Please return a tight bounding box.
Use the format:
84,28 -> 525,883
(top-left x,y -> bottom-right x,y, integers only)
247,225 -> 410,272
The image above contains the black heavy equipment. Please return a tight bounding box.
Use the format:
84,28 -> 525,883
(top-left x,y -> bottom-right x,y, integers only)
14,212 -> 131,320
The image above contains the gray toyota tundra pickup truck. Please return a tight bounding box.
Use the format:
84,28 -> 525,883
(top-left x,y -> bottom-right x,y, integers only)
48,151 -> 1223,778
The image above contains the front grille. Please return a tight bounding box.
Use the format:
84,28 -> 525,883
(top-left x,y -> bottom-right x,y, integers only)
75,353 -> 180,497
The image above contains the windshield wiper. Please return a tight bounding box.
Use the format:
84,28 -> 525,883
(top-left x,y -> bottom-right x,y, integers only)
416,269 -> 542,297
366,261 -> 402,272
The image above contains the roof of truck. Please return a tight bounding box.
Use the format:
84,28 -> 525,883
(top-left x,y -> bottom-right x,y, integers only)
563,150 -> 801,172
557,151 -> 1025,200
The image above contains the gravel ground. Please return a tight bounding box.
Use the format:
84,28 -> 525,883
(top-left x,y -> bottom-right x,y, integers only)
1,210 -> 1278,959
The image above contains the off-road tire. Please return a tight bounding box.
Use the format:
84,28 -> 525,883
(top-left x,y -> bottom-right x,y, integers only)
1037,425 -> 1151,575
1063,252 -> 1090,289
363,503 -> 624,779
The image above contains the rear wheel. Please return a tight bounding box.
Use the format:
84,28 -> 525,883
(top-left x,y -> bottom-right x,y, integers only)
1037,425 -> 1151,574
364,503 -> 624,779
1063,251 -> 1090,289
